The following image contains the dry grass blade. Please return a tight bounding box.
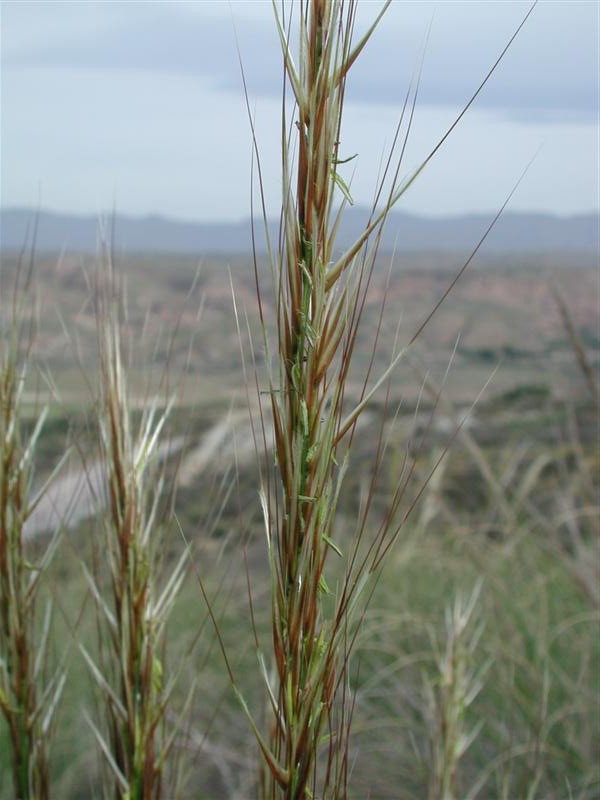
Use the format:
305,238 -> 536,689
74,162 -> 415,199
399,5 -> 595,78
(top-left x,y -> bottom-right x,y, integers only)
550,282 -> 600,404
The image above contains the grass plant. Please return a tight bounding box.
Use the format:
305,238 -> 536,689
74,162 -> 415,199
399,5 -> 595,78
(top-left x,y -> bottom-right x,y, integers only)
0,257 -> 65,799
231,1 -> 540,797
82,255 -> 187,799
3,2 -> 597,798
244,3 -> 407,794
425,581 -> 487,800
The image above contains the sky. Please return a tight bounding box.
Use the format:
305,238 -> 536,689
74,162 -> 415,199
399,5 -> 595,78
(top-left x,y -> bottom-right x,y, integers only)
1,0 -> 598,221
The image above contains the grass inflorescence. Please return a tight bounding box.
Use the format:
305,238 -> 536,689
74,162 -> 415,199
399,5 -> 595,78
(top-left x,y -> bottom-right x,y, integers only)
0,256 -> 65,800
81,254 -> 187,800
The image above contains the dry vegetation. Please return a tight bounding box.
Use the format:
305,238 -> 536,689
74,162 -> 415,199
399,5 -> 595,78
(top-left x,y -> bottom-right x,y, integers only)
1,2 -> 598,799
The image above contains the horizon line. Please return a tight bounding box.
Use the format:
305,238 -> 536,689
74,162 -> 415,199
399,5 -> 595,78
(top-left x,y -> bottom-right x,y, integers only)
2,205 -> 598,225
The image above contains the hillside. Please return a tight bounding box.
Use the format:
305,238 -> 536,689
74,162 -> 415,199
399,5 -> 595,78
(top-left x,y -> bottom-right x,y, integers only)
2,207 -> 597,254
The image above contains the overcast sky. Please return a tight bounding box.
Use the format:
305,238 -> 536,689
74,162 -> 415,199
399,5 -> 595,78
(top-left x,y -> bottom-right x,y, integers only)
1,1 -> 597,221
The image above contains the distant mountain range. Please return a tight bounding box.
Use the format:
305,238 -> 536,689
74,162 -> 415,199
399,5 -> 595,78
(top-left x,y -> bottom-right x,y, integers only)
1,207 -> 597,254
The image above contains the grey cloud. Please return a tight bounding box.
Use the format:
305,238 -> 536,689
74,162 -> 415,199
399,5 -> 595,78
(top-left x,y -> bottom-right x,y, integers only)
3,1 -> 596,122
3,3 -> 283,96
341,2 -> 597,122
